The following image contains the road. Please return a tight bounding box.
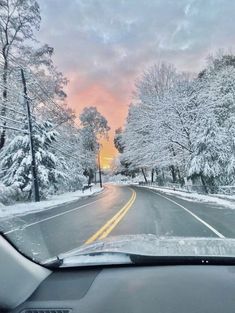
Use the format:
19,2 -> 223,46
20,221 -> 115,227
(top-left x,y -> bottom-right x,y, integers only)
1,184 -> 235,261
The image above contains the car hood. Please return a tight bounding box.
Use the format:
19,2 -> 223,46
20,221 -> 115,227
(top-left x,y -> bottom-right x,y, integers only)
58,234 -> 235,259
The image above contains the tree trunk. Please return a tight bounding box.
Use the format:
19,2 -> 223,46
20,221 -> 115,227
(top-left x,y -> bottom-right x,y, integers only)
151,168 -> 154,183
162,169 -> 165,182
170,165 -> 177,183
176,167 -> 181,180
200,174 -> 208,194
176,167 -> 184,187
0,58 -> 8,150
141,168 -> 148,183
155,168 -> 159,176
88,169 -> 93,185
0,123 -> 6,149
88,174 -> 92,185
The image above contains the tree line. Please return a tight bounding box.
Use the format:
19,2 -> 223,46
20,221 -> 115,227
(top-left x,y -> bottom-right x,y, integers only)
114,54 -> 235,193
0,0 -> 110,203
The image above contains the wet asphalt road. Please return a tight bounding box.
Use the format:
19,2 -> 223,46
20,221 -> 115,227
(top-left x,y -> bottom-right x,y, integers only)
1,184 -> 235,261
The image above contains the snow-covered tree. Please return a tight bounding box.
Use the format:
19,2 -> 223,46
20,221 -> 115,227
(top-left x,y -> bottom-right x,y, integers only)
188,54 -> 235,188
0,0 -> 41,148
0,2 -> 108,203
0,120 -> 66,199
121,55 -> 235,191
52,122 -> 86,192
114,128 -> 124,153
122,63 -> 186,182
113,127 -> 139,177
79,106 -> 110,184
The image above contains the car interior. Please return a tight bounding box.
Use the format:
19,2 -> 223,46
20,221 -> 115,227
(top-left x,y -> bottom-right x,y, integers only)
2,234 -> 235,313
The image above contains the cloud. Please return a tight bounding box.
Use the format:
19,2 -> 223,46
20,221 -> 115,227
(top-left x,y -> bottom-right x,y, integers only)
38,0 -> 235,85
37,0 -> 235,162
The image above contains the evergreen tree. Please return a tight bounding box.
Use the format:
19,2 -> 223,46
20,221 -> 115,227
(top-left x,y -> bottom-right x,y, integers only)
0,120 -> 66,199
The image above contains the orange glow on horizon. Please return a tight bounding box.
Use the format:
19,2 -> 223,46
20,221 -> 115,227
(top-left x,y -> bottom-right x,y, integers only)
66,81 -> 130,168
100,138 -> 117,169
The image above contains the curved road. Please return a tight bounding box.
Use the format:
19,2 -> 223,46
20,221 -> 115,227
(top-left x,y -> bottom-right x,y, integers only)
1,184 -> 235,261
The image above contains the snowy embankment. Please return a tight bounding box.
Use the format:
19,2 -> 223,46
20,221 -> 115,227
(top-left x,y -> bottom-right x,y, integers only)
0,186 -> 103,219
140,185 -> 235,209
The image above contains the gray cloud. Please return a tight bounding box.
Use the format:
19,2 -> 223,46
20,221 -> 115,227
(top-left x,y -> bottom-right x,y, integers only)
37,0 -> 235,107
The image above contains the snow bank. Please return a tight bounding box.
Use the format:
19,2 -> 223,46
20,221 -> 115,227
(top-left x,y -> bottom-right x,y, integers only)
0,185 -> 103,219
141,186 -> 235,209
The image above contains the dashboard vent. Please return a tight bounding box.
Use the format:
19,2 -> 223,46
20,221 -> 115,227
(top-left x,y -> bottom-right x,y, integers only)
21,310 -> 72,313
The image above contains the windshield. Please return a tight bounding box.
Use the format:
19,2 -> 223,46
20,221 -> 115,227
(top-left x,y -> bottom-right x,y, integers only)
0,0 -> 235,267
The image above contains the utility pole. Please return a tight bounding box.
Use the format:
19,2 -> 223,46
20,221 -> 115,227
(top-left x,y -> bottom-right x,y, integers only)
98,148 -> 103,188
21,69 -> 40,202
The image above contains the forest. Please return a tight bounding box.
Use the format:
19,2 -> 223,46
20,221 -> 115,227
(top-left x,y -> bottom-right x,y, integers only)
0,0 -> 110,204
114,54 -> 235,194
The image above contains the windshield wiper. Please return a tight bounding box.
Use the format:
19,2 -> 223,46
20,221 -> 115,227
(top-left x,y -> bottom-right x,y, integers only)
44,256 -> 63,268
43,251 -> 132,268
43,252 -> 235,268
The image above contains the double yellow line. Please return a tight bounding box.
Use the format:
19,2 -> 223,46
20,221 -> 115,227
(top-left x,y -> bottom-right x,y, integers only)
85,188 -> 136,245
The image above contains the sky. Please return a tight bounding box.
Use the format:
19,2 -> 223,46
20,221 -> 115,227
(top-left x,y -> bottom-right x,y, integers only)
37,0 -> 235,168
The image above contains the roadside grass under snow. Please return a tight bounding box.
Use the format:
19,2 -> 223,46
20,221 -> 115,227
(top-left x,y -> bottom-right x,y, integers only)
0,186 -> 103,219
140,186 -> 235,210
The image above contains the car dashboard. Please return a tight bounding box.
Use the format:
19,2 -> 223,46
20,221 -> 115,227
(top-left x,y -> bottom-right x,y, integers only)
11,264 -> 235,313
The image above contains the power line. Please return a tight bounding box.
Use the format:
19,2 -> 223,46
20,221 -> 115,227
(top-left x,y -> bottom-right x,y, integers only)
5,54 -> 68,112
0,54 -> 79,130
0,81 -> 28,100
0,103 -> 26,116
24,114 -> 80,157
0,123 -> 28,134
0,53 -> 83,154
0,115 -> 25,125
5,54 -> 78,126
46,142 -> 81,162
0,80 -> 56,120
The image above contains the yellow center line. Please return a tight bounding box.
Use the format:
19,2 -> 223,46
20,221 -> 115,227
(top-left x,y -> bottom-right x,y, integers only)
85,188 -> 136,245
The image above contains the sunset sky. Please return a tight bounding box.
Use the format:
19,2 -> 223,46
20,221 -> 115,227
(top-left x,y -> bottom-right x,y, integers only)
37,0 -> 235,168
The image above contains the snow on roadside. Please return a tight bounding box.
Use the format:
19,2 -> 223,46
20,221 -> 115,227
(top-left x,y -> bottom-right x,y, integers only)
141,186 -> 235,209
0,186 -> 103,219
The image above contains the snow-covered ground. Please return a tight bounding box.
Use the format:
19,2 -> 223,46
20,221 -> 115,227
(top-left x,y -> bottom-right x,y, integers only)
141,185 -> 235,210
0,186 -> 103,219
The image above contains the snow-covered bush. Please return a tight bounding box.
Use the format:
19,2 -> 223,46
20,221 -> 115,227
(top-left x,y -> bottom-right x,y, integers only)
0,183 -> 22,205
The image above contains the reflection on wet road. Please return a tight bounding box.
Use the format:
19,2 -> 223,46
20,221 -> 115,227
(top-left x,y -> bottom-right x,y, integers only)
1,184 -> 235,262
